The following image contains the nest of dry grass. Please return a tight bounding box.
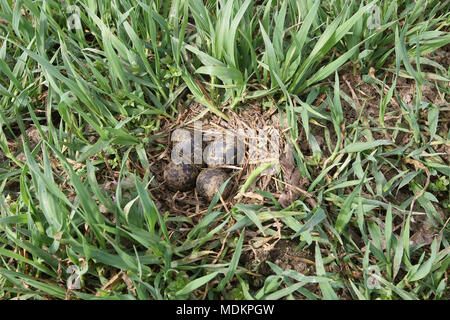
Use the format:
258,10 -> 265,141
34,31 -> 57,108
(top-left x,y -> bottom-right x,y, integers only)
145,101 -> 313,220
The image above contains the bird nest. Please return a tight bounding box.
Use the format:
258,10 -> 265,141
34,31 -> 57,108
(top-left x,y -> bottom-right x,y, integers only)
145,101 -> 300,220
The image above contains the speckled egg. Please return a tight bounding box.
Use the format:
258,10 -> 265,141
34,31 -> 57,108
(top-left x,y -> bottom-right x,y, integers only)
204,138 -> 243,167
196,168 -> 232,201
164,162 -> 199,191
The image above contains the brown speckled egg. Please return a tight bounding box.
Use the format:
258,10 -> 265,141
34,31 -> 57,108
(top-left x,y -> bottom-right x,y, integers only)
204,138 -> 243,167
164,162 -> 199,191
196,168 -> 232,201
